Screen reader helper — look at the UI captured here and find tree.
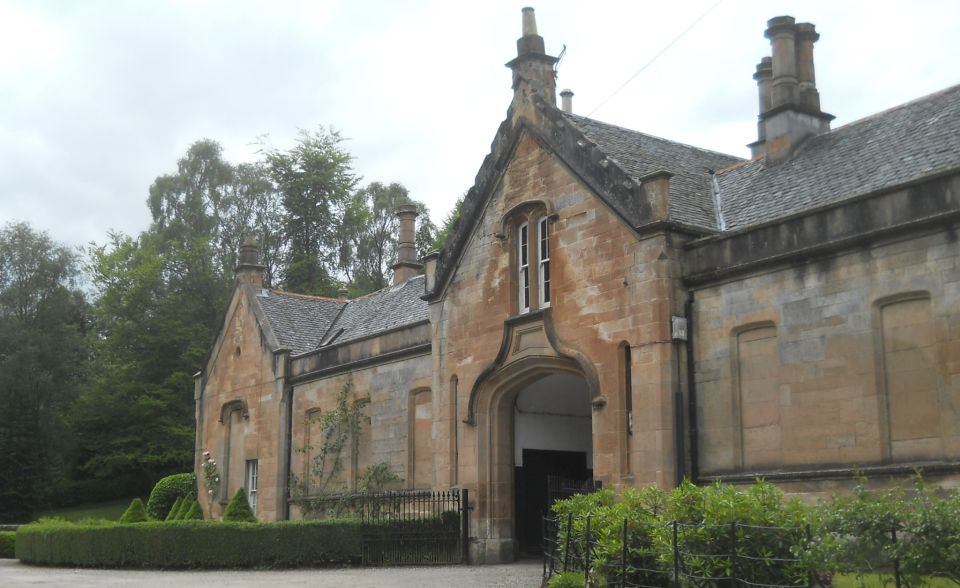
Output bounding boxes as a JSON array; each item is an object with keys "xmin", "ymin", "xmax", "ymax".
[
  {"xmin": 0, "ymin": 222, "xmax": 87, "ymax": 522},
  {"xmin": 431, "ymin": 193, "xmax": 464, "ymax": 251},
  {"xmin": 338, "ymin": 182, "xmax": 438, "ymax": 295},
  {"xmin": 264, "ymin": 128, "xmax": 358, "ymax": 295}
]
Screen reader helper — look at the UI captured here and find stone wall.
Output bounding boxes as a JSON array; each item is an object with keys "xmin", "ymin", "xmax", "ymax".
[
  {"xmin": 289, "ymin": 351, "xmax": 432, "ymax": 501},
  {"xmin": 195, "ymin": 287, "xmax": 287, "ymax": 521},
  {"xmin": 433, "ymin": 130, "xmax": 688, "ymax": 560},
  {"xmin": 692, "ymin": 224, "xmax": 960, "ymax": 487}
]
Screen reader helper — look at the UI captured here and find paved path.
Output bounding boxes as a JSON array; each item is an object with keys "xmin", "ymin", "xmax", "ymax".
[{"xmin": 0, "ymin": 559, "xmax": 544, "ymax": 587}]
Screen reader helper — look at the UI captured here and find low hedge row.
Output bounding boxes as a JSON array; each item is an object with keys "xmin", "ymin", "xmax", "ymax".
[
  {"xmin": 0, "ymin": 531, "xmax": 14, "ymax": 558},
  {"xmin": 16, "ymin": 518, "xmax": 364, "ymax": 568}
]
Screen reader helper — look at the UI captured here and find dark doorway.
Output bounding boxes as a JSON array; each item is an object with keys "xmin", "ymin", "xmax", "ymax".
[{"xmin": 515, "ymin": 448, "xmax": 589, "ymax": 555}]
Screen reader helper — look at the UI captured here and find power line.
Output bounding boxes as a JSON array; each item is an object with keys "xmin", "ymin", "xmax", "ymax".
[{"xmin": 586, "ymin": 0, "xmax": 725, "ymax": 118}]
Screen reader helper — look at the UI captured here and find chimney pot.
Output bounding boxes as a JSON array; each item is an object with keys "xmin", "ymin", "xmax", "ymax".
[
  {"xmin": 337, "ymin": 287, "xmax": 349, "ymax": 303},
  {"xmin": 560, "ymin": 88, "xmax": 574, "ymax": 113},
  {"xmin": 521, "ymin": 7, "xmax": 538, "ymax": 36}
]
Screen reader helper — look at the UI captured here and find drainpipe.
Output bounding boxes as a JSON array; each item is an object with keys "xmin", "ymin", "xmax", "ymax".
[
  {"xmin": 685, "ymin": 293, "xmax": 699, "ymax": 482},
  {"xmin": 674, "ymin": 344, "xmax": 686, "ymax": 487}
]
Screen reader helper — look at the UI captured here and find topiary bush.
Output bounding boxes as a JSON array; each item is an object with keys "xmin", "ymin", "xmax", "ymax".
[
  {"xmin": 185, "ymin": 500, "xmax": 204, "ymax": 520},
  {"xmin": 223, "ymin": 488, "xmax": 256, "ymax": 522},
  {"xmin": 119, "ymin": 498, "xmax": 148, "ymax": 524},
  {"xmin": 175, "ymin": 498, "xmax": 193, "ymax": 521},
  {"xmin": 146, "ymin": 473, "xmax": 196, "ymax": 521},
  {"xmin": 0, "ymin": 531, "xmax": 14, "ymax": 558},
  {"xmin": 165, "ymin": 497, "xmax": 183, "ymax": 522}
]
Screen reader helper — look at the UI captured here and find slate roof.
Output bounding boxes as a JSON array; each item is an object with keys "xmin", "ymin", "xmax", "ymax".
[
  {"xmin": 253, "ymin": 276, "xmax": 429, "ymax": 355},
  {"xmin": 256, "ymin": 290, "xmax": 344, "ymax": 355},
  {"xmin": 322, "ymin": 275, "xmax": 429, "ymax": 346},
  {"xmin": 562, "ymin": 112, "xmax": 744, "ymax": 230},
  {"xmin": 716, "ymin": 84, "xmax": 960, "ymax": 230}
]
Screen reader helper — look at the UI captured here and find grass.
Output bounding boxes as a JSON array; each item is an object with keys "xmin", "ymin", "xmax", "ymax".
[
  {"xmin": 34, "ymin": 497, "xmax": 140, "ymax": 522},
  {"xmin": 834, "ymin": 573, "xmax": 956, "ymax": 588}
]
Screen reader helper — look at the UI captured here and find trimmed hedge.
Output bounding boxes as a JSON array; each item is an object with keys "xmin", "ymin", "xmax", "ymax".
[
  {"xmin": 0, "ymin": 531, "xmax": 14, "ymax": 558},
  {"xmin": 16, "ymin": 518, "xmax": 364, "ymax": 568},
  {"xmin": 146, "ymin": 473, "xmax": 196, "ymax": 521}
]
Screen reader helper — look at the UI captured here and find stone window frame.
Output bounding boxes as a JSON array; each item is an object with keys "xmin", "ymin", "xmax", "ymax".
[
  {"xmin": 302, "ymin": 407, "xmax": 323, "ymax": 494},
  {"xmin": 871, "ymin": 290, "xmax": 936, "ymax": 464},
  {"xmin": 498, "ymin": 201, "xmax": 557, "ymax": 317},
  {"xmin": 218, "ymin": 399, "xmax": 249, "ymax": 503},
  {"xmin": 407, "ymin": 387, "xmax": 433, "ymax": 490},
  {"xmin": 729, "ymin": 321, "xmax": 778, "ymax": 471}
]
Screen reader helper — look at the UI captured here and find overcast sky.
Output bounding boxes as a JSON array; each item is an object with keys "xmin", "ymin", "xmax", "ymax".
[{"xmin": 2, "ymin": 0, "xmax": 959, "ymax": 250}]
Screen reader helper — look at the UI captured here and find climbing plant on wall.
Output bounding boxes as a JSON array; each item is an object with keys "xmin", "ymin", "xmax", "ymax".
[{"xmin": 290, "ymin": 377, "xmax": 373, "ymax": 517}]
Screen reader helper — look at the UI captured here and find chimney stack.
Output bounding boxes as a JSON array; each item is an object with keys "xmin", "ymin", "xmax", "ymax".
[
  {"xmin": 391, "ymin": 204, "xmax": 423, "ymax": 285},
  {"xmin": 750, "ymin": 16, "xmax": 833, "ymax": 161},
  {"xmin": 560, "ymin": 88, "xmax": 574, "ymax": 113},
  {"xmin": 235, "ymin": 236, "xmax": 266, "ymax": 289},
  {"xmin": 506, "ymin": 7, "xmax": 558, "ymax": 109}
]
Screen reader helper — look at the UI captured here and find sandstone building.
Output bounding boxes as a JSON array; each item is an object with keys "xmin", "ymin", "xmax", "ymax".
[{"xmin": 196, "ymin": 9, "xmax": 960, "ymax": 562}]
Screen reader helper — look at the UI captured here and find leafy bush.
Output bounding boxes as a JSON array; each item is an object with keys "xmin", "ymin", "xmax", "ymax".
[
  {"xmin": 810, "ymin": 477, "xmax": 960, "ymax": 586},
  {"xmin": 551, "ymin": 480, "xmax": 810, "ymax": 588},
  {"xmin": 223, "ymin": 488, "xmax": 256, "ymax": 522},
  {"xmin": 175, "ymin": 498, "xmax": 194, "ymax": 520},
  {"xmin": 548, "ymin": 571, "xmax": 585, "ymax": 588},
  {"xmin": 0, "ymin": 531, "xmax": 14, "ymax": 558},
  {"xmin": 146, "ymin": 473, "xmax": 196, "ymax": 521},
  {"xmin": 15, "ymin": 518, "xmax": 364, "ymax": 568},
  {"xmin": 119, "ymin": 498, "xmax": 148, "ymax": 524},
  {"xmin": 185, "ymin": 500, "xmax": 203, "ymax": 520},
  {"xmin": 165, "ymin": 497, "xmax": 183, "ymax": 521}
]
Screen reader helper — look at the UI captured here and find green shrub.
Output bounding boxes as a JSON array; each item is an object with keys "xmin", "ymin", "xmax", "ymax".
[
  {"xmin": 175, "ymin": 498, "xmax": 194, "ymax": 520},
  {"xmin": 810, "ymin": 477, "xmax": 960, "ymax": 586},
  {"xmin": 185, "ymin": 500, "xmax": 203, "ymax": 520},
  {"xmin": 165, "ymin": 497, "xmax": 183, "ymax": 522},
  {"xmin": 0, "ymin": 531, "xmax": 14, "ymax": 558},
  {"xmin": 119, "ymin": 498, "xmax": 148, "ymax": 524},
  {"xmin": 146, "ymin": 473, "xmax": 196, "ymax": 521},
  {"xmin": 551, "ymin": 480, "xmax": 810, "ymax": 588},
  {"xmin": 223, "ymin": 488, "xmax": 256, "ymax": 522},
  {"xmin": 548, "ymin": 571, "xmax": 585, "ymax": 588},
  {"xmin": 15, "ymin": 518, "xmax": 365, "ymax": 568}
]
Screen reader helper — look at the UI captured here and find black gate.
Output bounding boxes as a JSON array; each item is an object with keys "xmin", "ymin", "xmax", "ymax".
[{"xmin": 355, "ymin": 489, "xmax": 469, "ymax": 566}]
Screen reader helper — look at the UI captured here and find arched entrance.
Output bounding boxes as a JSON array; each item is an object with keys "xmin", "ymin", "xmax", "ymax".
[
  {"xmin": 513, "ymin": 372, "xmax": 592, "ymax": 554},
  {"xmin": 471, "ymin": 354, "xmax": 596, "ymax": 563}
]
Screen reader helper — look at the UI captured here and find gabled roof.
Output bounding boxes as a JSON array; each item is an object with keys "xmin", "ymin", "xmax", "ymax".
[
  {"xmin": 426, "ymin": 97, "xmax": 743, "ymax": 300},
  {"xmin": 248, "ymin": 275, "xmax": 429, "ymax": 356},
  {"xmin": 563, "ymin": 113, "xmax": 743, "ymax": 230},
  {"xmin": 716, "ymin": 84, "xmax": 960, "ymax": 230},
  {"xmin": 255, "ymin": 289, "xmax": 344, "ymax": 355},
  {"xmin": 321, "ymin": 275, "xmax": 429, "ymax": 346}
]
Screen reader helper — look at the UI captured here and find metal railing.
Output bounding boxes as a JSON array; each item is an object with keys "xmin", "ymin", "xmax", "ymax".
[
  {"xmin": 544, "ymin": 515, "xmax": 816, "ymax": 588},
  {"xmin": 299, "ymin": 488, "xmax": 469, "ymax": 566}
]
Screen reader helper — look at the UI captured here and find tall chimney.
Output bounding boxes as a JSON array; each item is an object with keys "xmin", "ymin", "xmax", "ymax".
[
  {"xmin": 751, "ymin": 16, "xmax": 833, "ymax": 161},
  {"xmin": 505, "ymin": 7, "xmax": 558, "ymax": 109},
  {"xmin": 795, "ymin": 23, "xmax": 821, "ymax": 111},
  {"xmin": 391, "ymin": 204, "xmax": 423, "ymax": 285},
  {"xmin": 560, "ymin": 88, "xmax": 574, "ymax": 113},
  {"xmin": 748, "ymin": 57, "xmax": 773, "ymax": 157},
  {"xmin": 235, "ymin": 236, "xmax": 266, "ymax": 289}
]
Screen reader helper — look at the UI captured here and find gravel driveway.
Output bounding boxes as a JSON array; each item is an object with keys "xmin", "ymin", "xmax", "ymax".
[{"xmin": 0, "ymin": 559, "xmax": 544, "ymax": 587}]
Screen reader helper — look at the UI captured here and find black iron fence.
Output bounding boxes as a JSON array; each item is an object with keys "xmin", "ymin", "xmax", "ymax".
[
  {"xmin": 298, "ymin": 488, "xmax": 468, "ymax": 566},
  {"xmin": 543, "ymin": 514, "xmax": 817, "ymax": 588}
]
